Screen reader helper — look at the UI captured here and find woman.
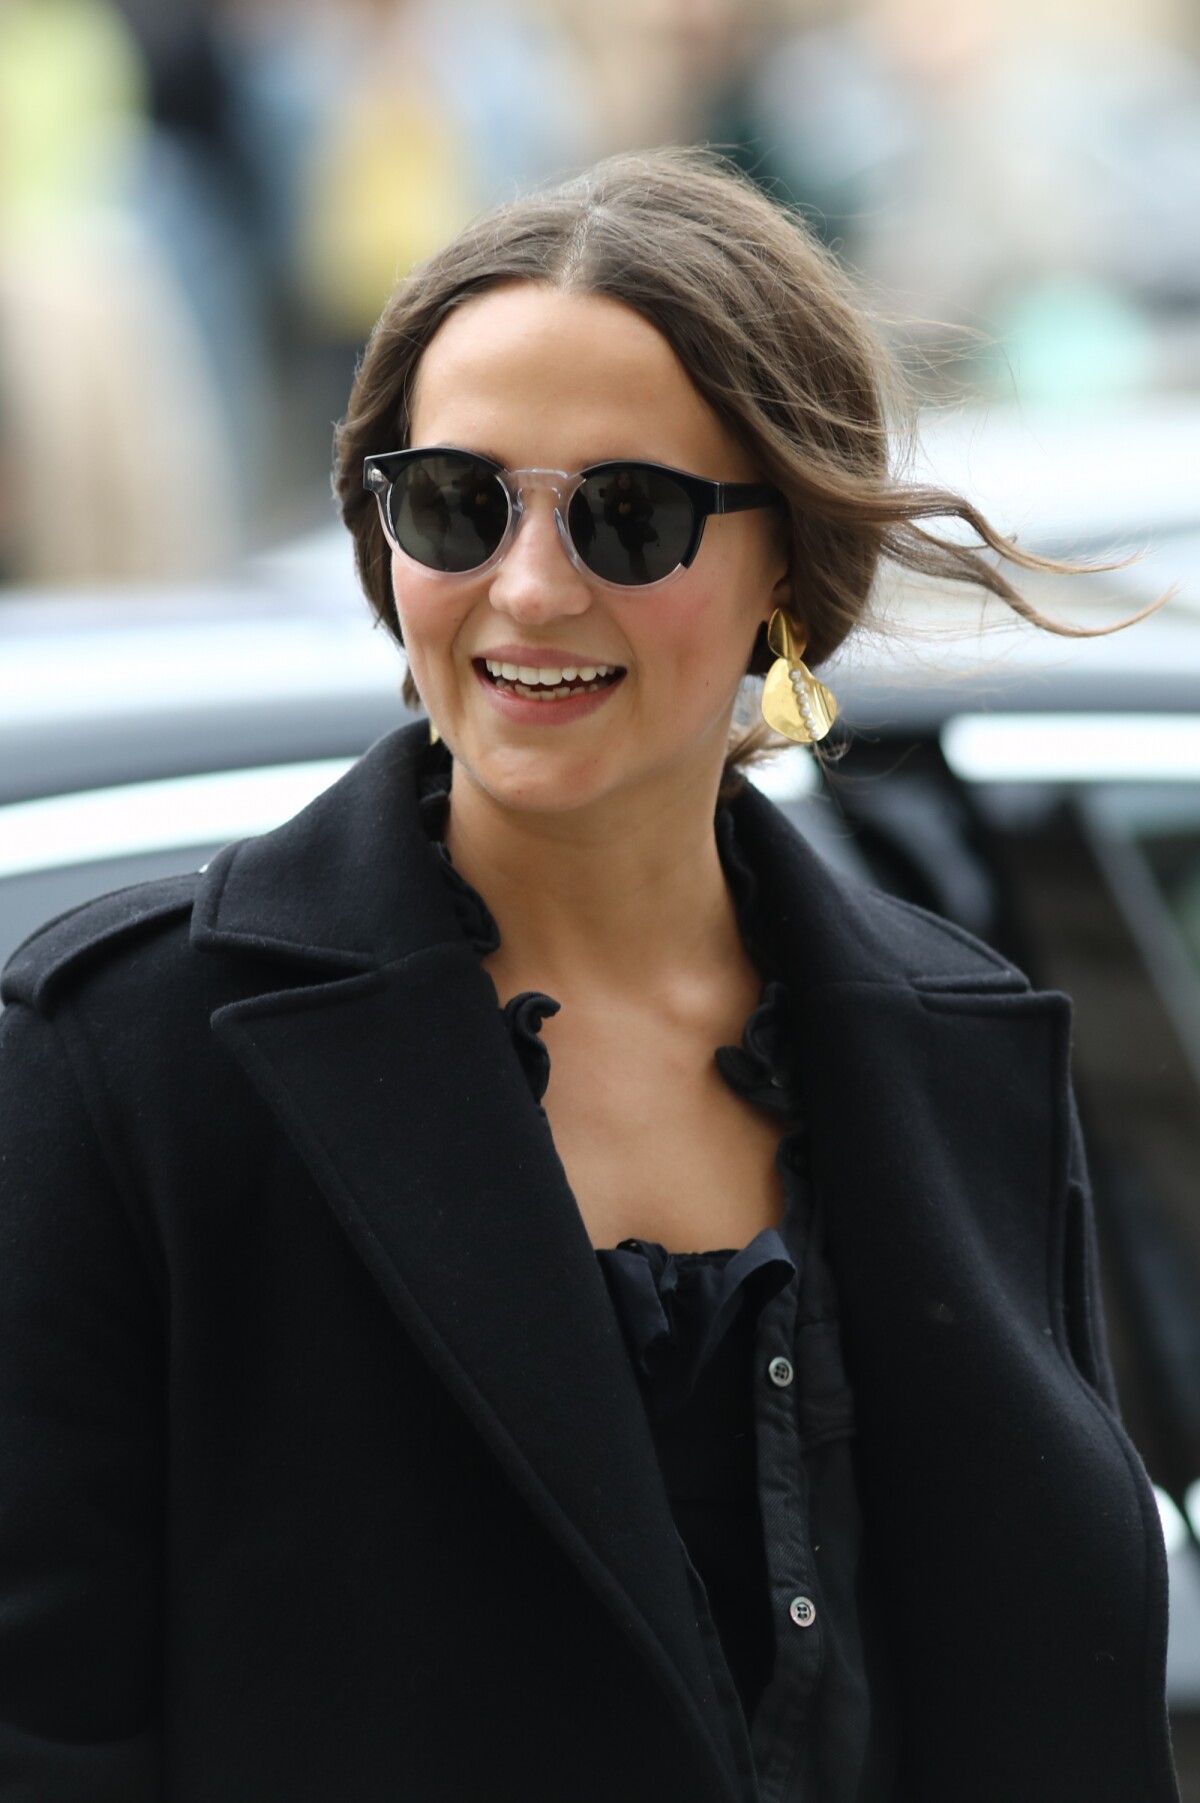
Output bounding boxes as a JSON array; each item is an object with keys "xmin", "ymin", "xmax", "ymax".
[{"xmin": 0, "ymin": 149, "xmax": 1178, "ymax": 1802}]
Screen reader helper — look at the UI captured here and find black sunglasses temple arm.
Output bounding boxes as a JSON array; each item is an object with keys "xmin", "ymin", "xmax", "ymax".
[{"xmin": 711, "ymin": 480, "xmax": 780, "ymax": 515}]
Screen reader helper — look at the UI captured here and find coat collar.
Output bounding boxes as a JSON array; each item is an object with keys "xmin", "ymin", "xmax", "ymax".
[
  {"xmin": 192, "ymin": 723, "xmax": 458, "ymax": 973},
  {"xmin": 192, "ymin": 718, "xmax": 1029, "ymax": 999}
]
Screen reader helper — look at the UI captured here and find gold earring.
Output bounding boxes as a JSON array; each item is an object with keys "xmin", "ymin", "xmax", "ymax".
[
  {"xmin": 428, "ymin": 718, "xmax": 441, "ymax": 746},
  {"xmin": 760, "ymin": 610, "xmax": 838, "ymax": 744}
]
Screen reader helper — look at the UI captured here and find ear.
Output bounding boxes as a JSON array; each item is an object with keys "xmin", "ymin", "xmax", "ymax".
[
  {"xmin": 747, "ymin": 549, "xmax": 795, "ymax": 679},
  {"xmin": 764, "ymin": 562, "xmax": 791, "ymax": 627},
  {"xmin": 761, "ymin": 511, "xmax": 793, "ymax": 627}
]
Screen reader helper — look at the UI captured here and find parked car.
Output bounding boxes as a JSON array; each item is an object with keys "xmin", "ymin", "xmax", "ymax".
[{"xmin": 3, "ymin": 405, "xmax": 1200, "ymax": 1788}]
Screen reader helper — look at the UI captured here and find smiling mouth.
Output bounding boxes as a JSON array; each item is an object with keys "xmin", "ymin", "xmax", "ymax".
[{"xmin": 476, "ymin": 657, "xmax": 626, "ymax": 701}]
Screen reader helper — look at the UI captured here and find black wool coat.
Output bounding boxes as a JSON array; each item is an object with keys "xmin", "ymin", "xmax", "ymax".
[{"xmin": 0, "ymin": 721, "xmax": 1178, "ymax": 1803}]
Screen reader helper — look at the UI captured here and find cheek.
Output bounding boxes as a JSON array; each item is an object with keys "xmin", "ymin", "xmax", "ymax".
[
  {"xmin": 633, "ymin": 568, "xmax": 763, "ymax": 693},
  {"xmin": 390, "ymin": 559, "xmax": 470, "ymax": 667}
]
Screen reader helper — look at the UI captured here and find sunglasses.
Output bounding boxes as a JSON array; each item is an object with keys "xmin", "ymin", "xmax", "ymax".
[{"xmin": 363, "ymin": 446, "xmax": 779, "ymax": 591}]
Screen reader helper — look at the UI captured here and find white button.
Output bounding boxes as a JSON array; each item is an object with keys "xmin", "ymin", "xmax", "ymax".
[
  {"xmin": 768, "ymin": 1356, "xmax": 794, "ymax": 1388},
  {"xmin": 789, "ymin": 1595, "xmax": 817, "ymax": 1629}
]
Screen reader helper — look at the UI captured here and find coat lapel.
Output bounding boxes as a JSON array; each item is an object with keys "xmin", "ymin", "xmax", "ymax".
[{"xmin": 194, "ymin": 726, "xmax": 757, "ymax": 1802}]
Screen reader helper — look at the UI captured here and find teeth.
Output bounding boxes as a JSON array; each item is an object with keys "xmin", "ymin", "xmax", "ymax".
[
  {"xmin": 511, "ymin": 680, "xmax": 607, "ymax": 699},
  {"xmin": 483, "ymin": 657, "xmax": 618, "ymax": 686}
]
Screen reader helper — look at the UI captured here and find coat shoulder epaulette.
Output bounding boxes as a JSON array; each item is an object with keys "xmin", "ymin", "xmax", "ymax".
[{"xmin": 1, "ymin": 872, "xmax": 199, "ymax": 1013}]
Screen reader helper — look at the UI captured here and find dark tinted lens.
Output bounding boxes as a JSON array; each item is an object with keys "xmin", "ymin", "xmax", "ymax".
[
  {"xmin": 389, "ymin": 453, "xmax": 509, "ymax": 573},
  {"xmin": 568, "ymin": 465, "xmax": 695, "ymax": 586}
]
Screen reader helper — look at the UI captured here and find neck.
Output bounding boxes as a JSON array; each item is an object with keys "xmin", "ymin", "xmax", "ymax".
[{"xmin": 442, "ymin": 758, "xmax": 745, "ymax": 1000}]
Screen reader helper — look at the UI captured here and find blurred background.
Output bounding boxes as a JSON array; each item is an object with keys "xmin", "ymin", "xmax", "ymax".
[
  {"xmin": 3, "ymin": 0, "xmax": 1200, "ymax": 1790},
  {"xmin": 3, "ymin": 0, "xmax": 1200, "ymax": 579}
]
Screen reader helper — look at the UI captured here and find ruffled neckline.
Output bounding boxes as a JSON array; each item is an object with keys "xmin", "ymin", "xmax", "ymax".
[
  {"xmin": 416, "ymin": 751, "xmax": 803, "ymax": 1117},
  {"xmin": 417, "ymin": 776, "xmax": 500, "ymax": 958}
]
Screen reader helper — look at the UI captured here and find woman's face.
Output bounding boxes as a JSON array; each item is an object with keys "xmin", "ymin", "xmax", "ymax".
[{"xmin": 396, "ymin": 281, "xmax": 789, "ymax": 820}]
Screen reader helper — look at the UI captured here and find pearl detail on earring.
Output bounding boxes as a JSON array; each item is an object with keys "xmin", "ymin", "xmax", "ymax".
[{"xmin": 790, "ymin": 671, "xmax": 819, "ymax": 739}]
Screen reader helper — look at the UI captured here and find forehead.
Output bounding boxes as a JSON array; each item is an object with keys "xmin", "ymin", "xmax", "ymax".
[{"xmin": 408, "ymin": 282, "xmax": 752, "ymax": 477}]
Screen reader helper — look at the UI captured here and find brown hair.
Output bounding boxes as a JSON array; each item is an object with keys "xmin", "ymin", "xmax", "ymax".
[{"xmin": 333, "ymin": 145, "xmax": 1161, "ymax": 772}]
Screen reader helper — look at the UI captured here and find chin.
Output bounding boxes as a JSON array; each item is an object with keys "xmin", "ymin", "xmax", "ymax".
[
  {"xmin": 459, "ymin": 741, "xmax": 626, "ymax": 817},
  {"xmin": 458, "ymin": 726, "xmax": 728, "ymax": 827}
]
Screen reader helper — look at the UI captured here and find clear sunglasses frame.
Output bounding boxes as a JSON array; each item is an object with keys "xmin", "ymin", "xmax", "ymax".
[{"xmin": 363, "ymin": 446, "xmax": 780, "ymax": 593}]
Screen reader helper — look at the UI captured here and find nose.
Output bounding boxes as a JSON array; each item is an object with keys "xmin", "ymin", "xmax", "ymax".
[{"xmin": 486, "ymin": 486, "xmax": 593, "ymax": 625}]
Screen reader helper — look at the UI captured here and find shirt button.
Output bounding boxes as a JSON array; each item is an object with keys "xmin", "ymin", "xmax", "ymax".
[
  {"xmin": 768, "ymin": 1356, "xmax": 794, "ymax": 1388},
  {"xmin": 789, "ymin": 1595, "xmax": 817, "ymax": 1629}
]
